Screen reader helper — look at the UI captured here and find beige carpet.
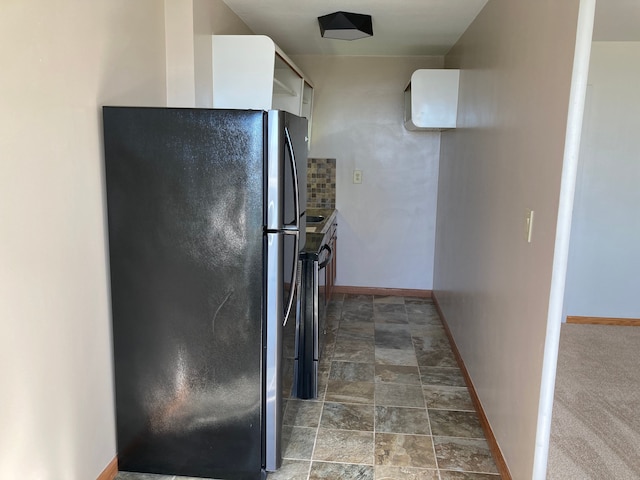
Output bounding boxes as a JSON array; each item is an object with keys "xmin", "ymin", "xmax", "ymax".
[{"xmin": 548, "ymin": 324, "xmax": 640, "ymax": 479}]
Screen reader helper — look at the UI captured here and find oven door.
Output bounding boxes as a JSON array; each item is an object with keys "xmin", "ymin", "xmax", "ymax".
[
  {"xmin": 294, "ymin": 244, "xmax": 333, "ymax": 399},
  {"xmin": 316, "ymin": 243, "xmax": 333, "ymax": 338}
]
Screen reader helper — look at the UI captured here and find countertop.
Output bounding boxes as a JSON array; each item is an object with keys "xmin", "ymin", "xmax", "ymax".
[{"xmin": 303, "ymin": 208, "xmax": 337, "ymax": 255}]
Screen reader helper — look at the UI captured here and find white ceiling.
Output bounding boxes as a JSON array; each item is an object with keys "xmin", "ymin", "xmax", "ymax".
[
  {"xmin": 221, "ymin": 0, "xmax": 489, "ymax": 56},
  {"xmin": 221, "ymin": 0, "xmax": 640, "ymax": 57}
]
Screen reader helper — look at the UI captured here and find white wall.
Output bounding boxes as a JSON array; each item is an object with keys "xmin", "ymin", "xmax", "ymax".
[
  {"xmin": 165, "ymin": 0, "xmax": 253, "ymax": 108},
  {"xmin": 564, "ymin": 42, "xmax": 640, "ymax": 319},
  {"xmin": 193, "ymin": 0, "xmax": 254, "ymax": 107},
  {"xmin": 292, "ymin": 55, "xmax": 443, "ymax": 290},
  {"xmin": 0, "ymin": 1, "xmax": 167, "ymax": 479},
  {"xmin": 434, "ymin": 1, "xmax": 581, "ymax": 478}
]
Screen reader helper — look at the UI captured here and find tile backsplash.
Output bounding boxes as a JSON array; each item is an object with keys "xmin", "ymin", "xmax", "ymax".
[{"xmin": 307, "ymin": 158, "xmax": 336, "ymax": 209}]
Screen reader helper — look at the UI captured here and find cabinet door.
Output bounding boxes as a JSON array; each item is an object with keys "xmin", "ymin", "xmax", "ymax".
[
  {"xmin": 326, "ymin": 223, "xmax": 337, "ymax": 304},
  {"xmin": 326, "ymin": 255, "xmax": 333, "ymax": 305}
]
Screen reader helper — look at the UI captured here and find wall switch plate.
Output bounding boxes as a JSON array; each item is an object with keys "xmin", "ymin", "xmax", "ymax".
[
  {"xmin": 526, "ymin": 209, "xmax": 535, "ymax": 243},
  {"xmin": 353, "ymin": 169, "xmax": 362, "ymax": 184}
]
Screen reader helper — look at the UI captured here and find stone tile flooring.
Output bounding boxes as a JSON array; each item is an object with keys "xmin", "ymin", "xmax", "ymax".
[
  {"xmin": 115, "ymin": 295, "xmax": 500, "ymax": 480},
  {"xmin": 272, "ymin": 294, "xmax": 500, "ymax": 480}
]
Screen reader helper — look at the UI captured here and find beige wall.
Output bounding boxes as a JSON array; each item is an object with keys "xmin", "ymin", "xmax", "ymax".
[
  {"xmin": 0, "ymin": 1, "xmax": 167, "ymax": 478},
  {"xmin": 165, "ymin": 0, "xmax": 197, "ymax": 106},
  {"xmin": 434, "ymin": 0, "xmax": 581, "ymax": 478},
  {"xmin": 292, "ymin": 55, "xmax": 443, "ymax": 289}
]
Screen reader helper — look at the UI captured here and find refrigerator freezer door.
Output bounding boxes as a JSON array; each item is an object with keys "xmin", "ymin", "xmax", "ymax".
[{"xmin": 104, "ymin": 107, "xmax": 266, "ymax": 480}]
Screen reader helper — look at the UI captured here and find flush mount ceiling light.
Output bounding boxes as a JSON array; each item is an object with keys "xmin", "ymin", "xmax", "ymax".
[{"xmin": 317, "ymin": 11, "xmax": 373, "ymax": 40}]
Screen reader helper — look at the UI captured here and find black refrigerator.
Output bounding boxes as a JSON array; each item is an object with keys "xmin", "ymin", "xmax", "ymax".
[{"xmin": 103, "ymin": 107, "xmax": 307, "ymax": 480}]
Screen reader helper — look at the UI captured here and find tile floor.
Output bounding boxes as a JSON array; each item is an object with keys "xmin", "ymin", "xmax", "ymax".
[
  {"xmin": 116, "ymin": 295, "xmax": 500, "ymax": 480},
  {"xmin": 272, "ymin": 294, "xmax": 500, "ymax": 480}
]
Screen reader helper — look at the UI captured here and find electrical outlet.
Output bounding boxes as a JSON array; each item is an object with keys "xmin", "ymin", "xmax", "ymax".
[
  {"xmin": 353, "ymin": 169, "xmax": 362, "ymax": 184},
  {"xmin": 526, "ymin": 209, "xmax": 535, "ymax": 243}
]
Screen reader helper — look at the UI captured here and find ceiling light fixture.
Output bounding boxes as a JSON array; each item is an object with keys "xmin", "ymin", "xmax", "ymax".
[{"xmin": 317, "ymin": 11, "xmax": 373, "ymax": 41}]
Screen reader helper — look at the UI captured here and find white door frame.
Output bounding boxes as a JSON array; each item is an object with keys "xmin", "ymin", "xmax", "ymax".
[{"xmin": 532, "ymin": 0, "xmax": 596, "ymax": 478}]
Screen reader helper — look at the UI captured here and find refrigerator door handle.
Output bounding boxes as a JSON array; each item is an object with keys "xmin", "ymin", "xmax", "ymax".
[
  {"xmin": 282, "ymin": 125, "xmax": 301, "ymax": 327},
  {"xmin": 284, "ymin": 126, "xmax": 300, "ymax": 230},
  {"xmin": 283, "ymin": 229, "xmax": 299, "ymax": 327}
]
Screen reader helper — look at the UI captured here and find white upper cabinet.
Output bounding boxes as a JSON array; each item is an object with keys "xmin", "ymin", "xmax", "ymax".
[
  {"xmin": 212, "ymin": 35, "xmax": 314, "ymax": 122},
  {"xmin": 404, "ymin": 69, "xmax": 459, "ymax": 131}
]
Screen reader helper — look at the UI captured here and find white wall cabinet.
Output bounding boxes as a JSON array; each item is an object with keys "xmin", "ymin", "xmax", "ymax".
[
  {"xmin": 212, "ymin": 35, "xmax": 314, "ymax": 129},
  {"xmin": 404, "ymin": 69, "xmax": 459, "ymax": 131}
]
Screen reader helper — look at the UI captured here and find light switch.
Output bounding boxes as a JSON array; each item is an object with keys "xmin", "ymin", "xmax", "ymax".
[
  {"xmin": 353, "ymin": 169, "xmax": 362, "ymax": 184},
  {"xmin": 526, "ymin": 209, "xmax": 535, "ymax": 243}
]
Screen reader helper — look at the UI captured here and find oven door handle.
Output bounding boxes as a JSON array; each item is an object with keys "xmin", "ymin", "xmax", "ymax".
[{"xmin": 318, "ymin": 243, "xmax": 333, "ymax": 269}]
